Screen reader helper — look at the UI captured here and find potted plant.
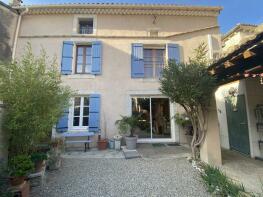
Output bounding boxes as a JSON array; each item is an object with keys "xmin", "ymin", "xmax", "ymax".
[
  {"xmin": 8, "ymin": 155, "xmax": 34, "ymax": 186},
  {"xmin": 47, "ymin": 149, "xmax": 61, "ymax": 170},
  {"xmin": 175, "ymin": 113, "xmax": 193, "ymax": 145},
  {"xmin": 30, "ymin": 152, "xmax": 47, "ymax": 173},
  {"xmin": 113, "ymin": 135, "xmax": 122, "ymax": 150},
  {"xmin": 115, "ymin": 115, "xmax": 140, "ymax": 150},
  {"xmin": 97, "ymin": 134, "xmax": 108, "ymax": 150}
]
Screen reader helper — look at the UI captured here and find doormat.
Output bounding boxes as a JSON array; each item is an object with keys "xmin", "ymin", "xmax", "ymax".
[
  {"xmin": 166, "ymin": 143, "xmax": 180, "ymax": 146},
  {"xmin": 152, "ymin": 143, "xmax": 166, "ymax": 147},
  {"xmin": 123, "ymin": 150, "xmax": 141, "ymax": 159}
]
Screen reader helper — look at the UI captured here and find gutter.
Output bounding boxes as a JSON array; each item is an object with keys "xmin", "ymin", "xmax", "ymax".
[{"xmin": 12, "ymin": 7, "xmax": 29, "ymax": 61}]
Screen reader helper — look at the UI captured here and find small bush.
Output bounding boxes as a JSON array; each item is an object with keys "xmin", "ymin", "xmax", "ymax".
[
  {"xmin": 201, "ymin": 164, "xmax": 253, "ymax": 197},
  {"xmin": 31, "ymin": 152, "xmax": 47, "ymax": 163},
  {"xmin": 9, "ymin": 155, "xmax": 34, "ymax": 177}
]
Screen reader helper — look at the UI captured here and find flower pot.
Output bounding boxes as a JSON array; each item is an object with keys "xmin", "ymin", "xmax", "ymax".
[
  {"xmin": 35, "ymin": 160, "xmax": 46, "ymax": 173},
  {"xmin": 109, "ymin": 139, "xmax": 115, "ymax": 149},
  {"xmin": 98, "ymin": 139, "xmax": 108, "ymax": 150},
  {"xmin": 125, "ymin": 136, "xmax": 137, "ymax": 150},
  {"xmin": 10, "ymin": 176, "xmax": 25, "ymax": 186},
  {"xmin": 114, "ymin": 139, "xmax": 121, "ymax": 150}
]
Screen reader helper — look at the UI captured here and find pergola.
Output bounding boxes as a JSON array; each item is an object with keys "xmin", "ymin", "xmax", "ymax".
[{"xmin": 208, "ymin": 30, "xmax": 263, "ymax": 85}]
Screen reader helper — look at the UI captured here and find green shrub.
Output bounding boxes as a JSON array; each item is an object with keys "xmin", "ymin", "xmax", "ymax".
[
  {"xmin": 0, "ymin": 44, "xmax": 72, "ymax": 157},
  {"xmin": 9, "ymin": 155, "xmax": 34, "ymax": 177},
  {"xmin": 31, "ymin": 152, "xmax": 47, "ymax": 163},
  {"xmin": 201, "ymin": 164, "xmax": 252, "ymax": 196}
]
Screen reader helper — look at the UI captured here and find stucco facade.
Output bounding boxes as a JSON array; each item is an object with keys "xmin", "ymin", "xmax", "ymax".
[{"xmin": 14, "ymin": 4, "xmax": 221, "ymax": 143}]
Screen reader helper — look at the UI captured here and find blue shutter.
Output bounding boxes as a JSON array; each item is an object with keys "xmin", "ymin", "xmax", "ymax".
[
  {"xmin": 56, "ymin": 108, "xmax": 69, "ymax": 133},
  {"xmin": 131, "ymin": 43, "xmax": 144, "ymax": 78},
  {"xmin": 61, "ymin": 41, "xmax": 73, "ymax": 75},
  {"xmin": 91, "ymin": 41, "xmax": 102, "ymax": 75},
  {"xmin": 167, "ymin": 43, "xmax": 180, "ymax": 63},
  {"xmin": 89, "ymin": 94, "xmax": 101, "ymax": 132}
]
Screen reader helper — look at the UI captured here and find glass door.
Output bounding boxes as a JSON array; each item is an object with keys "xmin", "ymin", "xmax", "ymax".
[{"xmin": 131, "ymin": 97, "xmax": 171, "ymax": 139}]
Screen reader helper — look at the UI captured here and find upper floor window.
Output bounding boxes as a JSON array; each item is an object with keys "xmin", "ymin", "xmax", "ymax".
[
  {"xmin": 76, "ymin": 45, "xmax": 92, "ymax": 74},
  {"xmin": 79, "ymin": 18, "xmax": 93, "ymax": 34},
  {"xmin": 143, "ymin": 48, "xmax": 165, "ymax": 78}
]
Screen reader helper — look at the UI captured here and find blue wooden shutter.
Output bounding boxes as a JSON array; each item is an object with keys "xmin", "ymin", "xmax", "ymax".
[
  {"xmin": 167, "ymin": 43, "xmax": 180, "ymax": 63},
  {"xmin": 89, "ymin": 94, "xmax": 101, "ymax": 132},
  {"xmin": 61, "ymin": 41, "xmax": 73, "ymax": 75},
  {"xmin": 56, "ymin": 108, "xmax": 69, "ymax": 133},
  {"xmin": 131, "ymin": 43, "xmax": 144, "ymax": 78},
  {"xmin": 91, "ymin": 41, "xmax": 102, "ymax": 75}
]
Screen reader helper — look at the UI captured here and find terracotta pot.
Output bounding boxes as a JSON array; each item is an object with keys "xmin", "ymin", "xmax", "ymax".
[
  {"xmin": 10, "ymin": 176, "xmax": 25, "ymax": 186},
  {"xmin": 35, "ymin": 160, "xmax": 46, "ymax": 172},
  {"xmin": 97, "ymin": 139, "xmax": 108, "ymax": 150}
]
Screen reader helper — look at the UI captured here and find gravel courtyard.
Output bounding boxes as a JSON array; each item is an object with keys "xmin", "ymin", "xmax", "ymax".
[{"xmin": 31, "ymin": 156, "xmax": 210, "ymax": 197}]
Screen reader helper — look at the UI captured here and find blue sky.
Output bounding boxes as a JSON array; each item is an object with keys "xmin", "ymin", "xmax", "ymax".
[{"xmin": 3, "ymin": 0, "xmax": 262, "ymax": 33}]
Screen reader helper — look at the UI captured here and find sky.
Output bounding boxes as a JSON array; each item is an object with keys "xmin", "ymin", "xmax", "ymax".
[{"xmin": 2, "ymin": 0, "xmax": 263, "ymax": 33}]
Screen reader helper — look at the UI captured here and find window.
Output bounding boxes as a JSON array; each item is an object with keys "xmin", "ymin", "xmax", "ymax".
[
  {"xmin": 73, "ymin": 96, "xmax": 89, "ymax": 128},
  {"xmin": 132, "ymin": 97, "xmax": 171, "ymax": 139},
  {"xmin": 76, "ymin": 45, "xmax": 92, "ymax": 74},
  {"xmin": 79, "ymin": 18, "xmax": 93, "ymax": 34},
  {"xmin": 143, "ymin": 48, "xmax": 165, "ymax": 78}
]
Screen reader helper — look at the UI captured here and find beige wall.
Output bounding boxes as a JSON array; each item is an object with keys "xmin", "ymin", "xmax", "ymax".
[
  {"xmin": 215, "ymin": 79, "xmax": 263, "ymax": 158},
  {"xmin": 15, "ymin": 13, "xmax": 220, "ymax": 141}
]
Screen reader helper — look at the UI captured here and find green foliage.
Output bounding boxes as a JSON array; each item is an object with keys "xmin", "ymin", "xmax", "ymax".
[
  {"xmin": 201, "ymin": 164, "xmax": 253, "ymax": 197},
  {"xmin": 160, "ymin": 61, "xmax": 215, "ymax": 109},
  {"xmin": 174, "ymin": 113, "xmax": 191, "ymax": 127},
  {"xmin": 30, "ymin": 152, "xmax": 47, "ymax": 163},
  {"xmin": 0, "ymin": 164, "xmax": 12, "ymax": 197},
  {"xmin": 189, "ymin": 42, "xmax": 208, "ymax": 66},
  {"xmin": 8, "ymin": 155, "xmax": 34, "ymax": 177},
  {"xmin": 115, "ymin": 115, "xmax": 140, "ymax": 137},
  {"xmin": 0, "ymin": 44, "xmax": 72, "ymax": 157}
]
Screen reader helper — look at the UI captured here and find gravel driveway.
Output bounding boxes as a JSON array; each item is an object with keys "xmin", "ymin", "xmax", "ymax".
[{"xmin": 31, "ymin": 157, "xmax": 209, "ymax": 197}]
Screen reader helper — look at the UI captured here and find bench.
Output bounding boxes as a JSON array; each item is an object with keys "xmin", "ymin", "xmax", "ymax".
[{"xmin": 62, "ymin": 131, "xmax": 95, "ymax": 152}]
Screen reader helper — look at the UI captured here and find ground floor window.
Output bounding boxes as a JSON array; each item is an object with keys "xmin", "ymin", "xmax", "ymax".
[
  {"xmin": 131, "ymin": 97, "xmax": 171, "ymax": 139},
  {"xmin": 73, "ymin": 96, "xmax": 89, "ymax": 128}
]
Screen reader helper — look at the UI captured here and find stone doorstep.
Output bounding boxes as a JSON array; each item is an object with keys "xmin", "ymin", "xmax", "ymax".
[{"xmin": 122, "ymin": 146, "xmax": 141, "ymax": 159}]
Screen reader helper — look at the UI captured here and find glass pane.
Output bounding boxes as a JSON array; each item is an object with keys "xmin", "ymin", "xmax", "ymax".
[
  {"xmin": 77, "ymin": 47, "xmax": 83, "ymax": 55},
  {"xmin": 84, "ymin": 97, "xmax": 89, "ymax": 106},
  {"xmin": 83, "ymin": 117, "xmax": 89, "ymax": 126},
  {"xmin": 83, "ymin": 107, "xmax": 89, "ymax": 116},
  {"xmin": 86, "ymin": 47, "xmax": 92, "ymax": 55},
  {"xmin": 74, "ymin": 107, "xmax": 80, "ymax": 116},
  {"xmin": 132, "ymin": 97, "xmax": 151, "ymax": 138},
  {"xmin": 144, "ymin": 66, "xmax": 153, "ymax": 78},
  {"xmin": 77, "ymin": 64, "xmax": 82, "ymax": 73},
  {"xmin": 73, "ymin": 117, "xmax": 80, "ymax": 126},
  {"xmin": 86, "ymin": 56, "xmax": 92, "ymax": 64},
  {"xmin": 77, "ymin": 56, "xmax": 83, "ymax": 64},
  {"xmin": 85, "ymin": 65, "xmax": 91, "ymax": 73},
  {"xmin": 74, "ymin": 97, "xmax": 81, "ymax": 106},
  {"xmin": 151, "ymin": 98, "xmax": 171, "ymax": 138}
]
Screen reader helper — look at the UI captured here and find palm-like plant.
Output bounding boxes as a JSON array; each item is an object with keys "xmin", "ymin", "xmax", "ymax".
[{"xmin": 115, "ymin": 115, "xmax": 140, "ymax": 137}]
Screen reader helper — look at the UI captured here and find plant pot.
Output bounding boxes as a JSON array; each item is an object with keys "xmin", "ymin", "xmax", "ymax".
[
  {"xmin": 125, "ymin": 136, "xmax": 137, "ymax": 150},
  {"xmin": 10, "ymin": 176, "xmax": 25, "ymax": 186},
  {"xmin": 35, "ymin": 160, "xmax": 46, "ymax": 173},
  {"xmin": 97, "ymin": 139, "xmax": 108, "ymax": 150},
  {"xmin": 109, "ymin": 139, "xmax": 115, "ymax": 149},
  {"xmin": 114, "ymin": 139, "xmax": 121, "ymax": 150}
]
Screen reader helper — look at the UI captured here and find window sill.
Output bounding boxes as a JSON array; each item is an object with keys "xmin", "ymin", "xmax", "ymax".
[
  {"xmin": 133, "ymin": 78, "xmax": 161, "ymax": 82},
  {"xmin": 64, "ymin": 74, "xmax": 95, "ymax": 79}
]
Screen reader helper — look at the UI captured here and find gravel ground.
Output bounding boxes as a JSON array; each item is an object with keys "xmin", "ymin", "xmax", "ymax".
[{"xmin": 31, "ymin": 157, "xmax": 210, "ymax": 197}]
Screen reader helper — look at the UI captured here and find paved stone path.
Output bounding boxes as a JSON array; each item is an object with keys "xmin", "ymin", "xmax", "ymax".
[{"xmin": 31, "ymin": 149, "xmax": 209, "ymax": 197}]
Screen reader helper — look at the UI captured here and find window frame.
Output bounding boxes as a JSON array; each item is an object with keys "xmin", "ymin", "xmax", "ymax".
[
  {"xmin": 75, "ymin": 45, "xmax": 92, "ymax": 74},
  {"xmin": 71, "ymin": 96, "xmax": 90, "ymax": 130},
  {"xmin": 143, "ymin": 46, "xmax": 166, "ymax": 79},
  {"xmin": 73, "ymin": 15, "xmax": 97, "ymax": 35}
]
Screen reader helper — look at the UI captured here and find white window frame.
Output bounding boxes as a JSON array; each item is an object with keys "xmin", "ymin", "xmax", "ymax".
[
  {"xmin": 70, "ymin": 96, "xmax": 89, "ymax": 131},
  {"xmin": 73, "ymin": 15, "xmax": 97, "ymax": 35}
]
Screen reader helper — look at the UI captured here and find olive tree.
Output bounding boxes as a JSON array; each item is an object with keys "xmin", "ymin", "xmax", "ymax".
[
  {"xmin": 160, "ymin": 43, "xmax": 216, "ymax": 159},
  {"xmin": 0, "ymin": 44, "xmax": 72, "ymax": 157}
]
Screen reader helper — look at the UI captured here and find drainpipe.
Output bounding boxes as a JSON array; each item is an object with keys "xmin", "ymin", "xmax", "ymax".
[{"xmin": 12, "ymin": 7, "xmax": 29, "ymax": 61}]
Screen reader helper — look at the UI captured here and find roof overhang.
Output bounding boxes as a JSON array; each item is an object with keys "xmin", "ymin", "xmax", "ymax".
[
  {"xmin": 13, "ymin": 3, "xmax": 222, "ymax": 16},
  {"xmin": 208, "ymin": 31, "xmax": 263, "ymax": 85}
]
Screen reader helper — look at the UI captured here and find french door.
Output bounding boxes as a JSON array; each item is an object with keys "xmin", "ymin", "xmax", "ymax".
[{"xmin": 131, "ymin": 97, "xmax": 171, "ymax": 139}]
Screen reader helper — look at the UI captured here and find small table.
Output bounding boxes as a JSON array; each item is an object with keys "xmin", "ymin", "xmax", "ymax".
[{"xmin": 63, "ymin": 131, "xmax": 95, "ymax": 152}]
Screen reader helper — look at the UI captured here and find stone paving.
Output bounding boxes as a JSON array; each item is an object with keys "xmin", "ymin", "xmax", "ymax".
[{"xmin": 31, "ymin": 145, "xmax": 208, "ymax": 197}]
